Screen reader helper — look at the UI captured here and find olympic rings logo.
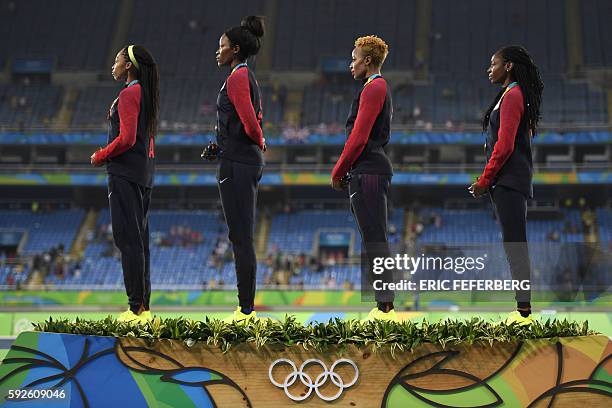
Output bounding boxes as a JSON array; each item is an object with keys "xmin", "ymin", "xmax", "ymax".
[{"xmin": 268, "ymin": 358, "xmax": 359, "ymax": 402}]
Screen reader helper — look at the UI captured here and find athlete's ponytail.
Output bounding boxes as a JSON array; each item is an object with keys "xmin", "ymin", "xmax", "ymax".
[{"xmin": 121, "ymin": 44, "xmax": 160, "ymax": 138}]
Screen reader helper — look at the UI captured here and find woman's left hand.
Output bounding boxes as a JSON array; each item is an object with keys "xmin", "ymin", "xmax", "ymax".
[
  {"xmin": 90, "ymin": 150, "xmax": 104, "ymax": 167},
  {"xmin": 331, "ymin": 178, "xmax": 345, "ymax": 191},
  {"xmin": 468, "ymin": 181, "xmax": 488, "ymax": 198}
]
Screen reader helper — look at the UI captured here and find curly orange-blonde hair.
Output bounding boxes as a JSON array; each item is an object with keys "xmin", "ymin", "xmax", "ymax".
[{"xmin": 354, "ymin": 35, "xmax": 389, "ymax": 68}]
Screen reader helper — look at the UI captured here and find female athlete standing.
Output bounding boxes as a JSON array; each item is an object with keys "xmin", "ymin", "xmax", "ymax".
[
  {"xmin": 469, "ymin": 45, "xmax": 543, "ymax": 325},
  {"xmin": 331, "ymin": 35, "xmax": 396, "ymax": 321},
  {"xmin": 91, "ymin": 45, "xmax": 159, "ymax": 324},
  {"xmin": 212, "ymin": 16, "xmax": 266, "ymax": 322}
]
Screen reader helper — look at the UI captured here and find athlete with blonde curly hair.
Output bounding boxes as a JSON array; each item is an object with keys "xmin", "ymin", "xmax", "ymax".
[{"xmin": 331, "ymin": 35, "xmax": 397, "ymax": 321}]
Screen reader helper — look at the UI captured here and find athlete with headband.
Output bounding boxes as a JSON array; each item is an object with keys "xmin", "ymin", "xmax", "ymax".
[{"xmin": 91, "ymin": 45, "xmax": 160, "ymax": 324}]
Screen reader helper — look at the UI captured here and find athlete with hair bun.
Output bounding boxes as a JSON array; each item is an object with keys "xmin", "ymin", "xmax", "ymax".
[{"xmin": 213, "ymin": 16, "xmax": 266, "ymax": 323}]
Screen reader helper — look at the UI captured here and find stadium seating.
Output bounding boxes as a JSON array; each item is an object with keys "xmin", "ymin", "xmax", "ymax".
[
  {"xmin": 126, "ymin": 0, "xmax": 266, "ymax": 77},
  {"xmin": 430, "ymin": 0, "xmax": 566, "ymax": 75},
  {"xmin": 580, "ymin": 0, "xmax": 612, "ymax": 67},
  {"xmin": 596, "ymin": 207, "xmax": 611, "ymax": 245},
  {"xmin": 46, "ymin": 210, "xmax": 228, "ymax": 286},
  {"xmin": 0, "ymin": 209, "xmax": 84, "ymax": 254},
  {"xmin": 273, "ymin": 0, "xmax": 416, "ymax": 70},
  {"xmin": 0, "ymin": 0, "xmax": 610, "ymax": 129},
  {"xmin": 71, "ymin": 86, "xmax": 121, "ymax": 128},
  {"xmin": 0, "ymin": 264, "xmax": 29, "ymax": 286},
  {"xmin": 0, "ymin": 84, "xmax": 63, "ymax": 128},
  {"xmin": 0, "ymin": 0, "xmax": 120, "ymax": 70},
  {"xmin": 40, "ymin": 208, "xmax": 403, "ymax": 288},
  {"xmin": 415, "ymin": 208, "xmax": 590, "ymax": 287},
  {"xmin": 302, "ymin": 80, "xmax": 360, "ymax": 126},
  {"xmin": 267, "ymin": 209, "xmax": 404, "ymax": 254},
  {"xmin": 0, "ymin": 205, "xmax": 607, "ymax": 290}
]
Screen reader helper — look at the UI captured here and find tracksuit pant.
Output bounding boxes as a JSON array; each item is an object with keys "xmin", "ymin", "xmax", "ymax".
[
  {"xmin": 108, "ymin": 174, "xmax": 152, "ymax": 312},
  {"xmin": 491, "ymin": 185, "xmax": 532, "ymax": 305},
  {"xmin": 217, "ymin": 158, "xmax": 263, "ymax": 310},
  {"xmin": 349, "ymin": 173, "xmax": 395, "ymax": 303}
]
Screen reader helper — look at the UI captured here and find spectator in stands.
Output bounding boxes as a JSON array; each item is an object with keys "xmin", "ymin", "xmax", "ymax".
[
  {"xmin": 188, "ymin": 19, "xmax": 199, "ymax": 31},
  {"xmin": 73, "ymin": 261, "xmax": 82, "ymax": 279},
  {"xmin": 32, "ymin": 253, "xmax": 41, "ymax": 274},
  {"xmin": 547, "ymin": 230, "xmax": 560, "ymax": 242},
  {"xmin": 389, "ymin": 224, "xmax": 399, "ymax": 245},
  {"xmin": 213, "ymin": 16, "xmax": 267, "ymax": 323},
  {"xmin": 90, "ymin": 45, "xmax": 160, "ymax": 324},
  {"xmin": 582, "ymin": 209, "xmax": 596, "ymax": 234},
  {"xmin": 297, "ymin": 252, "xmax": 307, "ymax": 267},
  {"xmin": 95, "ymin": 223, "xmax": 105, "ymax": 241},
  {"xmin": 429, "ymin": 212, "xmax": 442, "ymax": 228},
  {"xmin": 563, "ymin": 221, "xmax": 578, "ymax": 234},
  {"xmin": 331, "ymin": 35, "xmax": 397, "ymax": 322},
  {"xmin": 191, "ymin": 230, "xmax": 203, "ymax": 245},
  {"xmin": 469, "ymin": 45, "xmax": 543, "ymax": 326},
  {"xmin": 412, "ymin": 222, "xmax": 424, "ymax": 236},
  {"xmin": 42, "ymin": 252, "xmax": 51, "ymax": 275},
  {"xmin": 54, "ymin": 256, "xmax": 65, "ymax": 279},
  {"xmin": 17, "ymin": 96, "xmax": 27, "ymax": 109},
  {"xmin": 281, "ymin": 124, "xmax": 310, "ymax": 143}
]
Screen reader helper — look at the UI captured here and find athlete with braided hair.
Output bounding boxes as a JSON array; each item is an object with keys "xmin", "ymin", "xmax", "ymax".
[
  {"xmin": 469, "ymin": 45, "xmax": 544, "ymax": 325},
  {"xmin": 91, "ymin": 45, "xmax": 160, "ymax": 324}
]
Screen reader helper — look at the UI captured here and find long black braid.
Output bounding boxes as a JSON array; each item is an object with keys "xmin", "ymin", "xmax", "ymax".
[
  {"xmin": 121, "ymin": 45, "xmax": 160, "ymax": 139},
  {"xmin": 482, "ymin": 45, "xmax": 544, "ymax": 136}
]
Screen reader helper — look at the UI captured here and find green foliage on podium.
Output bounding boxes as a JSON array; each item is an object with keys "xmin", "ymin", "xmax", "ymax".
[{"xmin": 34, "ymin": 316, "xmax": 596, "ymax": 353}]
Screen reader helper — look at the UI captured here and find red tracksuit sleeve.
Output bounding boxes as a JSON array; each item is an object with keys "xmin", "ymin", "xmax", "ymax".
[
  {"xmin": 331, "ymin": 80, "xmax": 386, "ymax": 180},
  {"xmin": 94, "ymin": 85, "xmax": 141, "ymax": 162},
  {"xmin": 227, "ymin": 69, "xmax": 264, "ymax": 148},
  {"xmin": 477, "ymin": 87, "xmax": 524, "ymax": 188}
]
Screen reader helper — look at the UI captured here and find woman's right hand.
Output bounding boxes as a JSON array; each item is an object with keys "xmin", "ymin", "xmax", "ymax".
[
  {"xmin": 90, "ymin": 148, "xmax": 104, "ymax": 167},
  {"xmin": 201, "ymin": 142, "xmax": 219, "ymax": 161},
  {"xmin": 468, "ymin": 181, "xmax": 487, "ymax": 198}
]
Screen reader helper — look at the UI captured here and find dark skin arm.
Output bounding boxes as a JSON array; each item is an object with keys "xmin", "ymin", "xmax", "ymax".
[
  {"xmin": 468, "ymin": 180, "xmax": 488, "ymax": 198},
  {"xmin": 90, "ymin": 149, "xmax": 105, "ymax": 167},
  {"xmin": 468, "ymin": 144, "xmax": 488, "ymax": 195},
  {"xmin": 331, "ymin": 178, "xmax": 345, "ymax": 191}
]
